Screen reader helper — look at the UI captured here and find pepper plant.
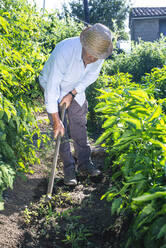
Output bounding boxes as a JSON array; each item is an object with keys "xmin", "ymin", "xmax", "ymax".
[{"xmin": 96, "ymin": 72, "xmax": 166, "ymax": 247}]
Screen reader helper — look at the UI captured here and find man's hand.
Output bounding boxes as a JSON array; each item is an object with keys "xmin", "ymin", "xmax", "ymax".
[
  {"xmin": 51, "ymin": 113, "xmax": 65, "ymax": 139},
  {"xmin": 53, "ymin": 120, "xmax": 65, "ymax": 138},
  {"xmin": 60, "ymin": 89, "xmax": 77, "ymax": 109},
  {"xmin": 60, "ymin": 93, "xmax": 73, "ymax": 109}
]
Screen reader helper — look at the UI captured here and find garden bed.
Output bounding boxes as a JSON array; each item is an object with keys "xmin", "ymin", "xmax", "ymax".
[{"xmin": 0, "ymin": 111, "xmax": 127, "ymax": 248}]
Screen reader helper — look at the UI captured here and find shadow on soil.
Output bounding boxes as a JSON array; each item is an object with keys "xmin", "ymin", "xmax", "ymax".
[{"xmin": 2, "ymin": 176, "xmax": 47, "ymax": 217}]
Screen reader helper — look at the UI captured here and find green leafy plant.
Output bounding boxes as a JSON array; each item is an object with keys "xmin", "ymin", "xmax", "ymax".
[
  {"xmin": 142, "ymin": 65, "xmax": 166, "ymax": 101},
  {"xmin": 127, "ymin": 187, "xmax": 166, "ymax": 248},
  {"xmin": 96, "ymin": 81, "xmax": 166, "ymax": 247},
  {"xmin": 86, "ymin": 72, "xmax": 139, "ymax": 135},
  {"xmin": 0, "ymin": 162, "xmax": 15, "ymax": 210},
  {"xmin": 63, "ymin": 223, "xmax": 91, "ymax": 248},
  {"xmin": 104, "ymin": 36, "xmax": 166, "ymax": 83},
  {"xmin": 0, "ymin": 0, "xmax": 83, "ymax": 209}
]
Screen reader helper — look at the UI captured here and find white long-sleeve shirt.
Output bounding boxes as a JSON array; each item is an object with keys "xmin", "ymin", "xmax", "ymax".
[{"xmin": 39, "ymin": 36, "xmax": 104, "ymax": 113}]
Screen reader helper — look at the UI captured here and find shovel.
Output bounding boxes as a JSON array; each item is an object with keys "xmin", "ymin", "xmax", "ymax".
[{"xmin": 46, "ymin": 103, "xmax": 66, "ymax": 199}]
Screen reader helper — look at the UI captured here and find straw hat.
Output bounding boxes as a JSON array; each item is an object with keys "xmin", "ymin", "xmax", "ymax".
[{"xmin": 80, "ymin": 23, "xmax": 113, "ymax": 59}]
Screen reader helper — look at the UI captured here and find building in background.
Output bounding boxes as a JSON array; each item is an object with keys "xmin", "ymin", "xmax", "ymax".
[{"xmin": 129, "ymin": 7, "xmax": 166, "ymax": 42}]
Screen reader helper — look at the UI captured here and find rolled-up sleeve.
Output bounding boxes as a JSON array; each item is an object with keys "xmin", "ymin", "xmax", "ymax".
[{"xmin": 44, "ymin": 45, "xmax": 67, "ymax": 113}]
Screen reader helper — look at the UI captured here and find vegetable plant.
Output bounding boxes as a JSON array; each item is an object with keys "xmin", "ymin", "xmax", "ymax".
[{"xmin": 96, "ymin": 76, "xmax": 166, "ymax": 247}]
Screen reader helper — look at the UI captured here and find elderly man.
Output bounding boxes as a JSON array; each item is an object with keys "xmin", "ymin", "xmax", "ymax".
[{"xmin": 39, "ymin": 23, "xmax": 113, "ymax": 186}]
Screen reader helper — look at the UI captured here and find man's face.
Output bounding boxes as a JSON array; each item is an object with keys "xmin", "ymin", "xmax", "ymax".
[{"xmin": 82, "ymin": 47, "xmax": 98, "ymax": 65}]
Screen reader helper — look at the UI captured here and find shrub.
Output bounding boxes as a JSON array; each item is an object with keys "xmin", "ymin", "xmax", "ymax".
[
  {"xmin": 104, "ymin": 37, "xmax": 166, "ymax": 83},
  {"xmin": 0, "ymin": 0, "xmax": 83, "ymax": 209},
  {"xmin": 142, "ymin": 65, "xmax": 166, "ymax": 100},
  {"xmin": 86, "ymin": 72, "xmax": 139, "ymax": 136},
  {"xmin": 96, "ymin": 81, "xmax": 166, "ymax": 247}
]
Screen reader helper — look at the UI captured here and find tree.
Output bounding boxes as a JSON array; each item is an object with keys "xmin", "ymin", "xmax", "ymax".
[
  {"xmin": 62, "ymin": 0, "xmax": 130, "ymax": 40},
  {"xmin": 83, "ymin": 0, "xmax": 90, "ymax": 23}
]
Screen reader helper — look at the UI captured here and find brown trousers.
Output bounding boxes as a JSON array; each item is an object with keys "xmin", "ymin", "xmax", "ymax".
[{"xmin": 49, "ymin": 99, "xmax": 91, "ymax": 168}]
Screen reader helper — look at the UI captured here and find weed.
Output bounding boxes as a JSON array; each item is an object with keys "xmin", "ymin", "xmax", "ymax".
[{"xmin": 63, "ymin": 223, "xmax": 92, "ymax": 248}]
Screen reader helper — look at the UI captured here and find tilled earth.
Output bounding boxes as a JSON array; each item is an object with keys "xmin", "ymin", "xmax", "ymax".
[{"xmin": 0, "ymin": 111, "xmax": 127, "ymax": 248}]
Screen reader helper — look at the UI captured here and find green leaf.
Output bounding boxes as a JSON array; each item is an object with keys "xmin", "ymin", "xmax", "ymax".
[
  {"xmin": 95, "ymin": 128, "xmax": 112, "ymax": 145},
  {"xmin": 119, "ymin": 183, "xmax": 129, "ymax": 196},
  {"xmin": 128, "ymin": 89, "xmax": 149, "ymax": 100},
  {"xmin": 157, "ymin": 224, "xmax": 166, "ymax": 239},
  {"xmin": 112, "ymin": 135, "xmax": 138, "ymax": 151},
  {"xmin": 111, "ymin": 198, "xmax": 122, "ymax": 215},
  {"xmin": 0, "ymin": 120, "xmax": 5, "ymax": 131},
  {"xmin": 0, "ymin": 132, "xmax": 6, "ymax": 141},
  {"xmin": 122, "ymin": 117, "xmax": 142, "ymax": 129},
  {"xmin": 141, "ymin": 203, "xmax": 154, "ymax": 215},
  {"xmin": 102, "ymin": 116, "xmax": 117, "ymax": 128},
  {"xmin": 37, "ymin": 139, "xmax": 41, "ymax": 149},
  {"xmin": 0, "ymin": 16, "xmax": 9, "ymax": 33},
  {"xmin": 0, "ymin": 110, "xmax": 4, "ymax": 119},
  {"xmin": 112, "ymin": 142, "xmax": 131, "ymax": 151},
  {"xmin": 95, "ymin": 105, "xmax": 112, "ymax": 113},
  {"xmin": 149, "ymin": 139, "xmax": 166, "ymax": 152},
  {"xmin": 133, "ymin": 191, "xmax": 166, "ymax": 202},
  {"xmin": 134, "ymin": 107, "xmax": 149, "ymax": 115},
  {"xmin": 112, "ymin": 171, "xmax": 122, "ymax": 181},
  {"xmin": 148, "ymin": 105, "xmax": 162, "ymax": 123},
  {"xmin": 0, "ymin": 201, "xmax": 4, "ymax": 211},
  {"xmin": 0, "ymin": 164, "xmax": 15, "ymax": 189},
  {"xmin": 127, "ymin": 173, "xmax": 146, "ymax": 184},
  {"xmin": 126, "ymin": 111, "xmax": 140, "ymax": 119}
]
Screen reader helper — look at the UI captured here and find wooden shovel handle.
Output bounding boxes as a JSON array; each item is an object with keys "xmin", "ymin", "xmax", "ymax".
[
  {"xmin": 59, "ymin": 103, "xmax": 66, "ymax": 123},
  {"xmin": 47, "ymin": 103, "xmax": 66, "ymax": 197}
]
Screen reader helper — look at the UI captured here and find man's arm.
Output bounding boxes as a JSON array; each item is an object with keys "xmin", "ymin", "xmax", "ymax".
[
  {"xmin": 52, "ymin": 89, "xmax": 77, "ymax": 138},
  {"xmin": 44, "ymin": 44, "xmax": 70, "ymax": 137}
]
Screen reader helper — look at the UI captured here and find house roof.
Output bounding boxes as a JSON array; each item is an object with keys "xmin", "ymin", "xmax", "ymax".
[{"xmin": 130, "ymin": 7, "xmax": 166, "ymax": 18}]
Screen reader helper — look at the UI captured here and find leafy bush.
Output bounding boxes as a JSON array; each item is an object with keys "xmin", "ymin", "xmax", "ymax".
[
  {"xmin": 0, "ymin": 92, "xmax": 42, "ymax": 209},
  {"xmin": 142, "ymin": 65, "xmax": 166, "ymax": 100},
  {"xmin": 87, "ymin": 62, "xmax": 166, "ymax": 135},
  {"xmin": 0, "ymin": 0, "xmax": 83, "ymax": 102},
  {"xmin": 96, "ymin": 81, "xmax": 166, "ymax": 247},
  {"xmin": 86, "ymin": 72, "xmax": 139, "ymax": 136},
  {"xmin": 0, "ymin": 0, "xmax": 83, "ymax": 209},
  {"xmin": 0, "ymin": 0, "xmax": 43, "ymax": 209},
  {"xmin": 0, "ymin": 162, "xmax": 15, "ymax": 210},
  {"xmin": 86, "ymin": 74, "xmax": 107, "ymax": 136},
  {"xmin": 104, "ymin": 37, "xmax": 166, "ymax": 83}
]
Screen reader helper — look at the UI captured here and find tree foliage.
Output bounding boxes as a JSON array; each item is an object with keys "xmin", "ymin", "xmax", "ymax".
[{"xmin": 62, "ymin": 0, "xmax": 129, "ymax": 39}]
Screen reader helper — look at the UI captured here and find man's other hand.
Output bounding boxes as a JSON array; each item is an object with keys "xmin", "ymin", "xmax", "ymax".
[
  {"xmin": 51, "ymin": 113, "xmax": 65, "ymax": 139},
  {"xmin": 53, "ymin": 120, "xmax": 65, "ymax": 139},
  {"xmin": 60, "ymin": 93, "xmax": 73, "ymax": 109}
]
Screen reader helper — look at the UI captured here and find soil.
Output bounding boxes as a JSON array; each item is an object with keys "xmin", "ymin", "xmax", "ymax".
[{"xmin": 0, "ymin": 110, "xmax": 127, "ymax": 248}]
